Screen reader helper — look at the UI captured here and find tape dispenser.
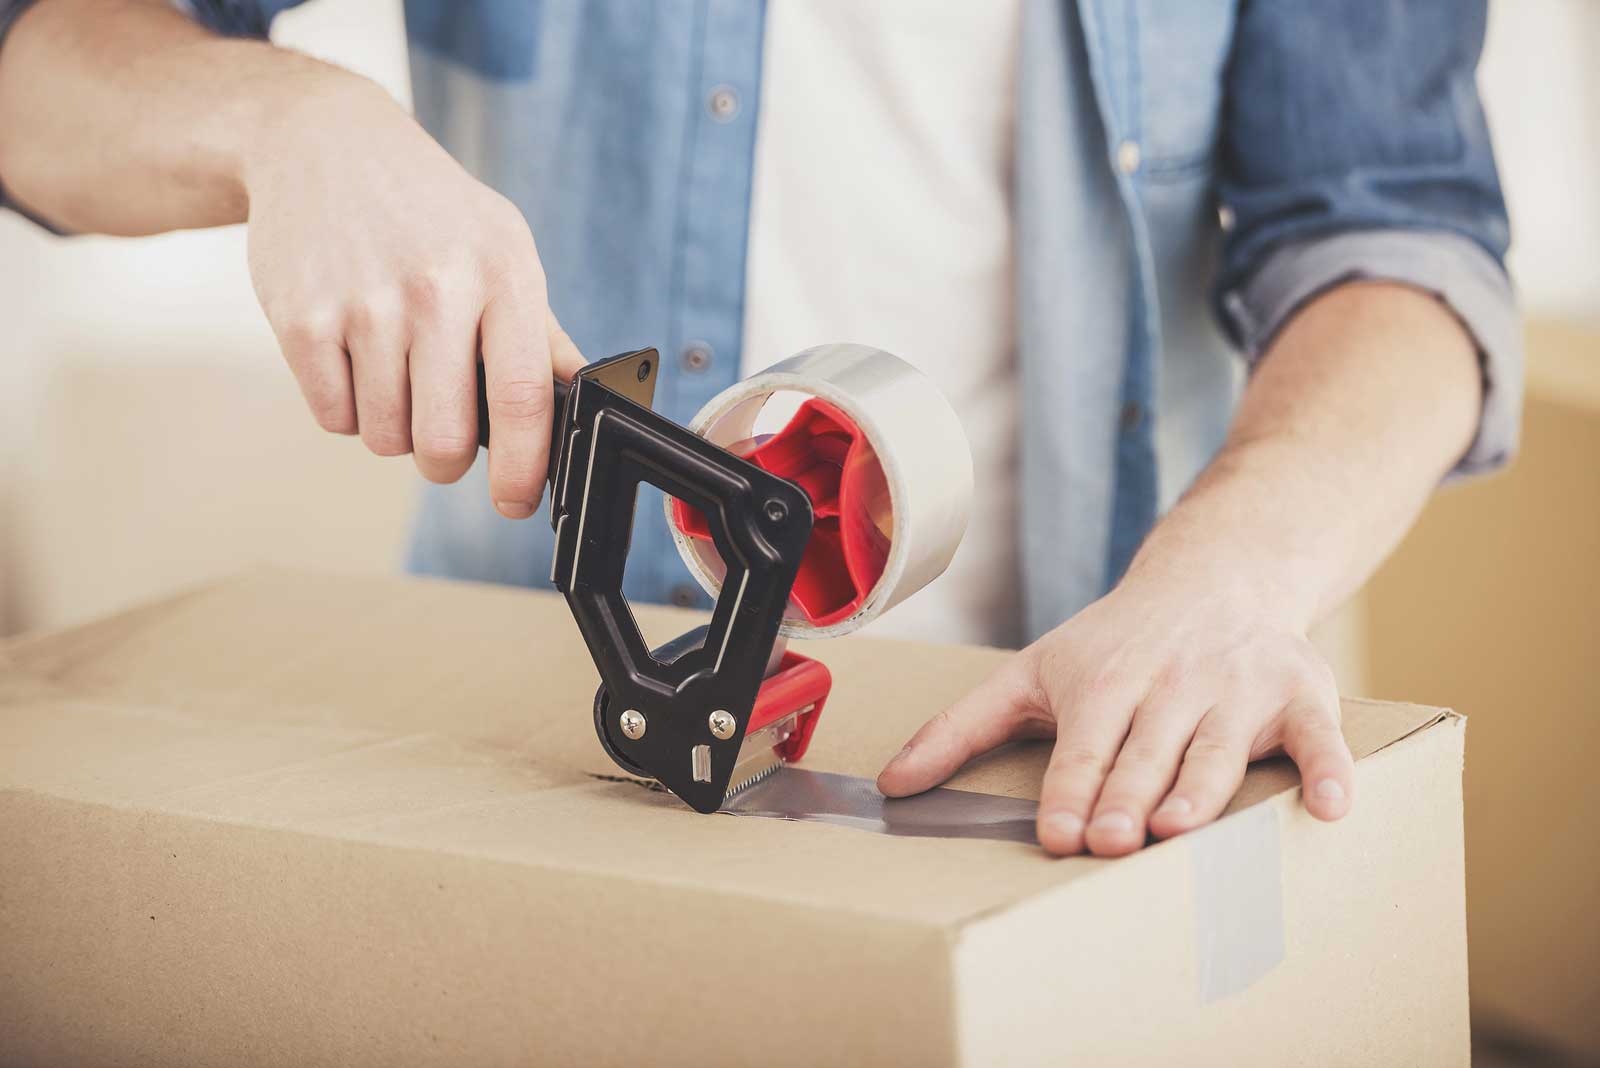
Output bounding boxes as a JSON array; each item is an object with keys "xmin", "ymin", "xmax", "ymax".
[{"xmin": 477, "ymin": 343, "xmax": 972, "ymax": 812}]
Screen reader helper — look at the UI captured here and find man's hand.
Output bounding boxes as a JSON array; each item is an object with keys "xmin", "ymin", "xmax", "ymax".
[
  {"xmin": 0, "ymin": 0, "xmax": 584, "ymax": 517},
  {"xmin": 877, "ymin": 566, "xmax": 1353, "ymax": 857},
  {"xmin": 246, "ymin": 77, "xmax": 585, "ymax": 518},
  {"xmin": 878, "ymin": 281, "xmax": 1484, "ymax": 856}
]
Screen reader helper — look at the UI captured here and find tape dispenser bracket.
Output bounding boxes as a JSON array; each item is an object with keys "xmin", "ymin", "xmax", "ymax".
[{"xmin": 478, "ymin": 349, "xmax": 824, "ymax": 812}]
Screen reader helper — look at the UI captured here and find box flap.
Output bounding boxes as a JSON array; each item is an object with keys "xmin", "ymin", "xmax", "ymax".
[{"xmin": 0, "ymin": 568, "xmax": 1452, "ymax": 926}]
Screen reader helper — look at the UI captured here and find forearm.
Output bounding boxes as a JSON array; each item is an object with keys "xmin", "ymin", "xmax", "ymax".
[
  {"xmin": 1125, "ymin": 281, "xmax": 1483, "ymax": 630},
  {"xmin": 0, "ymin": 0, "xmax": 371, "ymax": 234}
]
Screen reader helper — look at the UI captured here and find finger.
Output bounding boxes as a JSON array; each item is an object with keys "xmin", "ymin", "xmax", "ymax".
[
  {"xmin": 345, "ymin": 298, "xmax": 412, "ymax": 457},
  {"xmin": 547, "ymin": 311, "xmax": 588, "ymax": 380},
  {"xmin": 877, "ymin": 657, "xmax": 1045, "ymax": 798},
  {"xmin": 272, "ymin": 312, "xmax": 356, "ymax": 435},
  {"xmin": 1085, "ymin": 701, "xmax": 1205, "ymax": 857},
  {"xmin": 1036, "ymin": 694, "xmax": 1138, "ymax": 856},
  {"xmin": 480, "ymin": 280, "xmax": 553, "ymax": 518},
  {"xmin": 1148, "ymin": 709, "xmax": 1252, "ymax": 838},
  {"xmin": 1281, "ymin": 694, "xmax": 1354, "ymax": 821},
  {"xmin": 409, "ymin": 295, "xmax": 480, "ymax": 484}
]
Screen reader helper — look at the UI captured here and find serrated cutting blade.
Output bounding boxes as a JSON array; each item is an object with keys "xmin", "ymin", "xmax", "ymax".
[{"xmin": 723, "ymin": 706, "xmax": 813, "ymax": 802}]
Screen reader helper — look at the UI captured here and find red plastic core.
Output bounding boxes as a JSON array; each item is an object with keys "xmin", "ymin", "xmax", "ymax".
[{"xmin": 672, "ymin": 398, "xmax": 891, "ymax": 628}]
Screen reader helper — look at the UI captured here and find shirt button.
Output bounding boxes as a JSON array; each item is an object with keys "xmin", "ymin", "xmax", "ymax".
[
  {"xmin": 681, "ymin": 341, "xmax": 714, "ymax": 373},
  {"xmin": 708, "ymin": 85, "xmax": 740, "ymax": 122},
  {"xmin": 1217, "ymin": 204, "xmax": 1237, "ymax": 232},
  {"xmin": 669, "ymin": 583, "xmax": 702, "ymax": 608},
  {"xmin": 1120, "ymin": 402, "xmax": 1143, "ymax": 432},
  {"xmin": 1116, "ymin": 139, "xmax": 1141, "ymax": 176}
]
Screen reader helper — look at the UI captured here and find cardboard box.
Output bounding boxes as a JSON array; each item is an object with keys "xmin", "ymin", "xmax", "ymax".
[
  {"xmin": 1363, "ymin": 320, "xmax": 1600, "ymax": 1057},
  {"xmin": 1, "ymin": 570, "xmax": 1468, "ymax": 1066}
]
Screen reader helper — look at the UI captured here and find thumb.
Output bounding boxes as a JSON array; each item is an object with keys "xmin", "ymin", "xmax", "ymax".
[
  {"xmin": 547, "ymin": 311, "xmax": 588, "ymax": 380},
  {"xmin": 877, "ymin": 655, "xmax": 1047, "ymax": 797}
]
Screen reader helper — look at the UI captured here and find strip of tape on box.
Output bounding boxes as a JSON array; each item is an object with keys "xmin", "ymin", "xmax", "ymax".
[
  {"xmin": 724, "ymin": 768, "xmax": 1038, "ymax": 845},
  {"xmin": 1190, "ymin": 802, "xmax": 1285, "ymax": 1003}
]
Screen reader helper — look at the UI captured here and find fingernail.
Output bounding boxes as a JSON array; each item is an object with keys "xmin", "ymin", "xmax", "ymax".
[
  {"xmin": 1045, "ymin": 812, "xmax": 1083, "ymax": 840},
  {"xmin": 1090, "ymin": 811, "xmax": 1134, "ymax": 834},
  {"xmin": 886, "ymin": 743, "xmax": 915, "ymax": 767},
  {"xmin": 495, "ymin": 500, "xmax": 535, "ymax": 519},
  {"xmin": 1313, "ymin": 778, "xmax": 1346, "ymax": 802},
  {"xmin": 1155, "ymin": 796, "xmax": 1192, "ymax": 818}
]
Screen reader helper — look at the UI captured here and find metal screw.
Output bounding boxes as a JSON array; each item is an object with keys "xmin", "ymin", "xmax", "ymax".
[
  {"xmin": 708, "ymin": 709, "xmax": 736, "ymax": 740},
  {"xmin": 619, "ymin": 709, "xmax": 647, "ymax": 740},
  {"xmin": 763, "ymin": 498, "xmax": 788, "ymax": 523}
]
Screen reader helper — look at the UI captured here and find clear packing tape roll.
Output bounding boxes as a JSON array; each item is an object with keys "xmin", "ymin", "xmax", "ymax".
[{"xmin": 667, "ymin": 343, "xmax": 974, "ymax": 638}]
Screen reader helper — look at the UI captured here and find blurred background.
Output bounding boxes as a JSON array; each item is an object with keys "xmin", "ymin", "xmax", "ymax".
[{"xmin": 0, "ymin": 1, "xmax": 1595, "ymax": 1063}]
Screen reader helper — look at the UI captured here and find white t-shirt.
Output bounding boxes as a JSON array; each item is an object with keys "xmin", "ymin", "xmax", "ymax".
[{"xmin": 740, "ymin": 0, "xmax": 1024, "ymax": 648}]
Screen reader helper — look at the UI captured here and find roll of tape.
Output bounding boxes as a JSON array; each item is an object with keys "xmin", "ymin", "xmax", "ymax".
[{"xmin": 667, "ymin": 343, "xmax": 973, "ymax": 638}]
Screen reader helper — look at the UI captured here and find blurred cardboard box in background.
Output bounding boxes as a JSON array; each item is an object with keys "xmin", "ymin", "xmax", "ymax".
[
  {"xmin": 1364, "ymin": 320, "xmax": 1600, "ymax": 1059},
  {"xmin": 2, "ymin": 358, "xmax": 416, "ymax": 633}
]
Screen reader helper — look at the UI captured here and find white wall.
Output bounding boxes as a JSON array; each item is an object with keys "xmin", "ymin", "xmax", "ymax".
[{"xmin": 1480, "ymin": 0, "xmax": 1600, "ymax": 322}]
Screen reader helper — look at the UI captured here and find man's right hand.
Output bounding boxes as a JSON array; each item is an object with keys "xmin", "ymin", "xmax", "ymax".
[
  {"xmin": 244, "ymin": 74, "xmax": 585, "ymax": 518},
  {"xmin": 0, "ymin": 1, "xmax": 583, "ymax": 515}
]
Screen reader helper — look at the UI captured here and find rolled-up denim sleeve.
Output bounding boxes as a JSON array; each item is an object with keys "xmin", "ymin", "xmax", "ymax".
[
  {"xmin": 1215, "ymin": 0, "xmax": 1521, "ymax": 479},
  {"xmin": 0, "ymin": 0, "xmax": 56, "ymax": 229},
  {"xmin": 170, "ymin": 0, "xmax": 303, "ymax": 38}
]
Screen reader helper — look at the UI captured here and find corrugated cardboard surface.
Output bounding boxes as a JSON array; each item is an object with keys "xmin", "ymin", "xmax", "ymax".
[
  {"xmin": 1366, "ymin": 371, "xmax": 1600, "ymax": 1057},
  {"xmin": 1, "ymin": 570, "xmax": 1466, "ymax": 1065}
]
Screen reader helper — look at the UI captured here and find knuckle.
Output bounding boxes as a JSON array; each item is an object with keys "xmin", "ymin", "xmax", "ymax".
[
  {"xmin": 1152, "ymin": 652, "xmax": 1199, "ymax": 695},
  {"xmin": 1185, "ymin": 737, "xmax": 1236, "ymax": 764},
  {"xmin": 1049, "ymin": 743, "xmax": 1111, "ymax": 779},
  {"xmin": 1284, "ymin": 653, "xmax": 1330, "ymax": 694},
  {"xmin": 1032, "ymin": 638, "xmax": 1078, "ymax": 682},
  {"xmin": 1289, "ymin": 712, "xmax": 1342, "ymax": 743},
  {"xmin": 360, "ymin": 407, "xmax": 412, "ymax": 456},
  {"xmin": 1215, "ymin": 655, "xmax": 1252, "ymax": 695},
  {"xmin": 308, "ymin": 395, "xmax": 355, "ymax": 434},
  {"xmin": 402, "ymin": 271, "xmax": 448, "ymax": 316},
  {"xmin": 277, "ymin": 309, "xmax": 339, "ymax": 353},
  {"xmin": 343, "ymin": 297, "xmax": 379, "ymax": 340},
  {"xmin": 487, "ymin": 195, "xmax": 536, "ymax": 245},
  {"xmin": 491, "ymin": 462, "xmax": 544, "ymax": 499},
  {"xmin": 1080, "ymin": 667, "xmax": 1134, "ymax": 704},
  {"xmin": 414, "ymin": 428, "xmax": 477, "ymax": 464},
  {"xmin": 1119, "ymin": 740, "xmax": 1165, "ymax": 768},
  {"xmin": 1306, "ymin": 657, "xmax": 1342, "ymax": 706},
  {"xmin": 298, "ymin": 373, "xmax": 343, "ymax": 411},
  {"xmin": 926, "ymin": 708, "xmax": 975, "ymax": 751},
  {"xmin": 478, "ymin": 230, "xmax": 540, "ymax": 288},
  {"xmin": 489, "ymin": 378, "xmax": 553, "ymax": 425},
  {"xmin": 342, "ymin": 291, "xmax": 402, "ymax": 343},
  {"xmin": 1010, "ymin": 648, "xmax": 1054, "ymax": 715},
  {"xmin": 363, "ymin": 430, "xmax": 412, "ymax": 457}
]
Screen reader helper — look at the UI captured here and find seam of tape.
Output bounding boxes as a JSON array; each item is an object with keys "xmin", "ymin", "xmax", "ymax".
[
  {"xmin": 723, "ymin": 768, "xmax": 1039, "ymax": 845},
  {"xmin": 1189, "ymin": 802, "xmax": 1285, "ymax": 1004}
]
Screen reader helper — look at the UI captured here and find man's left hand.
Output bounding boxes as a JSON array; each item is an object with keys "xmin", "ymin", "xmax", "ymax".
[{"xmin": 876, "ymin": 567, "xmax": 1355, "ymax": 857}]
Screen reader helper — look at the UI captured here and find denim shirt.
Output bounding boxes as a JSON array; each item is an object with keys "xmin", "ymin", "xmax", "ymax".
[{"xmin": 0, "ymin": 0, "xmax": 1521, "ymax": 642}]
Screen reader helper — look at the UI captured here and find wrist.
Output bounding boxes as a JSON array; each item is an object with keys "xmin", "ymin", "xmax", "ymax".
[
  {"xmin": 1117, "ymin": 447, "xmax": 1326, "ymax": 632},
  {"xmin": 1119, "ymin": 533, "xmax": 1316, "ymax": 632},
  {"xmin": 231, "ymin": 55, "xmax": 396, "ymax": 205}
]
